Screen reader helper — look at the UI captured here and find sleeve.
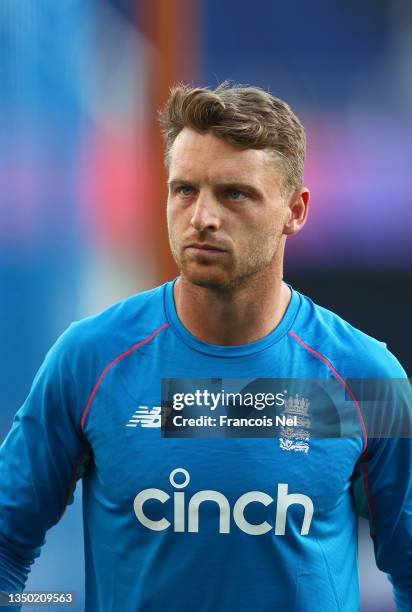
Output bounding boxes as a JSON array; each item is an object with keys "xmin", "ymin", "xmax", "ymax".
[
  {"xmin": 0, "ymin": 323, "xmax": 92, "ymax": 597},
  {"xmin": 351, "ymin": 364, "xmax": 412, "ymax": 611}
]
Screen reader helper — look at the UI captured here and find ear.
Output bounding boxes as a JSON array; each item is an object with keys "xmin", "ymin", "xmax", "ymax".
[{"xmin": 283, "ymin": 188, "xmax": 310, "ymax": 236}]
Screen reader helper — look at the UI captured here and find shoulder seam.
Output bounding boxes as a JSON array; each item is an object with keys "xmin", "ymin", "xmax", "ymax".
[
  {"xmin": 287, "ymin": 329, "xmax": 368, "ymax": 456},
  {"xmin": 80, "ymin": 322, "xmax": 170, "ymax": 429}
]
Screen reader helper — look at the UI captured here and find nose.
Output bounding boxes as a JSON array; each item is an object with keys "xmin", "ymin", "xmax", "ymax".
[{"xmin": 190, "ymin": 193, "xmax": 221, "ymax": 232}]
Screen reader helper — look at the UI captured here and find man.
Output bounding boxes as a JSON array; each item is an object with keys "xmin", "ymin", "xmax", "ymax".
[{"xmin": 0, "ymin": 83, "xmax": 411, "ymax": 611}]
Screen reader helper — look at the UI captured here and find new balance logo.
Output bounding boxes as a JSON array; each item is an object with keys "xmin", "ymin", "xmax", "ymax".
[{"xmin": 126, "ymin": 406, "xmax": 161, "ymax": 428}]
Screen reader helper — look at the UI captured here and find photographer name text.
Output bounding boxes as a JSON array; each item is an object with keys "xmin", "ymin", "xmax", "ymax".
[{"xmin": 173, "ymin": 415, "xmax": 298, "ymax": 428}]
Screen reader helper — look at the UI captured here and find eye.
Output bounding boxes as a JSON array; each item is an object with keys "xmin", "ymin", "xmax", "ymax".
[
  {"xmin": 177, "ymin": 185, "xmax": 195, "ymax": 197},
  {"xmin": 226, "ymin": 189, "xmax": 246, "ymax": 201}
]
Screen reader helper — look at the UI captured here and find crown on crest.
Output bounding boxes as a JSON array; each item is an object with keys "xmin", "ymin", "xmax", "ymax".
[{"xmin": 283, "ymin": 394, "xmax": 310, "ymax": 416}]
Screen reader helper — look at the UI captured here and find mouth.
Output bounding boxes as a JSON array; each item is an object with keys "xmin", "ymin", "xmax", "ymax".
[{"xmin": 185, "ymin": 243, "xmax": 226, "ymax": 253}]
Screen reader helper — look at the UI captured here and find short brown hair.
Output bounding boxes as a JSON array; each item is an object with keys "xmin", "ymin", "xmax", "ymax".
[{"xmin": 158, "ymin": 81, "xmax": 306, "ymax": 193}]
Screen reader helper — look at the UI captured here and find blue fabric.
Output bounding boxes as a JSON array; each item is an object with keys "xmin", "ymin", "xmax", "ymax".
[{"xmin": 1, "ymin": 278, "xmax": 411, "ymax": 611}]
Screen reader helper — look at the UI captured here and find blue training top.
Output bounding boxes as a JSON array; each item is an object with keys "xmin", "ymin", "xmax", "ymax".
[{"xmin": 0, "ymin": 279, "xmax": 411, "ymax": 611}]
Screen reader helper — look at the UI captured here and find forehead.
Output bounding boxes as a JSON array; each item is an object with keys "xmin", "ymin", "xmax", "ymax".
[{"xmin": 168, "ymin": 128, "xmax": 281, "ymax": 188}]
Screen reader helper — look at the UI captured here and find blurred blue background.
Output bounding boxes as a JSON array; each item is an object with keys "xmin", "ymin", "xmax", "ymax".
[{"xmin": 1, "ymin": 1, "xmax": 411, "ymax": 610}]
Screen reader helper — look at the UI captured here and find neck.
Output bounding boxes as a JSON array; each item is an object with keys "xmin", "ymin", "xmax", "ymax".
[{"xmin": 173, "ymin": 268, "xmax": 291, "ymax": 346}]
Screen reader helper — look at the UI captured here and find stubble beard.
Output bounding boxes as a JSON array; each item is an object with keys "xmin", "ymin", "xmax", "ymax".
[{"xmin": 169, "ymin": 231, "xmax": 284, "ymax": 293}]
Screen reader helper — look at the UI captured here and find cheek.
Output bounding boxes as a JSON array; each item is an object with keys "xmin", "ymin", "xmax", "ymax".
[
  {"xmin": 240, "ymin": 214, "xmax": 285, "ymax": 257},
  {"xmin": 167, "ymin": 210, "xmax": 189, "ymax": 256},
  {"xmin": 167, "ymin": 205, "xmax": 180, "ymax": 234},
  {"xmin": 166, "ymin": 201, "xmax": 174, "ymax": 224},
  {"xmin": 262, "ymin": 209, "xmax": 288, "ymax": 238},
  {"xmin": 167, "ymin": 201, "xmax": 188, "ymax": 225}
]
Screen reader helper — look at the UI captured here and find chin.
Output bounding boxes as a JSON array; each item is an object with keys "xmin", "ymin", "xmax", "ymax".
[{"xmin": 181, "ymin": 264, "xmax": 230, "ymax": 290}]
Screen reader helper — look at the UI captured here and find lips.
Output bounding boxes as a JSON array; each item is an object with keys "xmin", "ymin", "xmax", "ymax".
[{"xmin": 186, "ymin": 243, "xmax": 225, "ymax": 252}]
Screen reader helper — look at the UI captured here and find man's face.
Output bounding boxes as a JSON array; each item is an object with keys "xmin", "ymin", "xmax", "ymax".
[{"xmin": 166, "ymin": 128, "xmax": 291, "ymax": 290}]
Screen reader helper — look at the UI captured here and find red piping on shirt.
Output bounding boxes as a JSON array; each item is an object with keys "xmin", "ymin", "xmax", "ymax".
[
  {"xmin": 80, "ymin": 322, "xmax": 170, "ymax": 429},
  {"xmin": 287, "ymin": 329, "xmax": 368, "ymax": 455},
  {"xmin": 288, "ymin": 330, "xmax": 377, "ymax": 537}
]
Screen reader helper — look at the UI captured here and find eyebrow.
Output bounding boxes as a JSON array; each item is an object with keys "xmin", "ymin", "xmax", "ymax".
[{"xmin": 168, "ymin": 179, "xmax": 264, "ymax": 200}]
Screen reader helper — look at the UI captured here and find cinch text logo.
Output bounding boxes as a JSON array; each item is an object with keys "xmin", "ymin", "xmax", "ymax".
[{"xmin": 133, "ymin": 468, "xmax": 314, "ymax": 536}]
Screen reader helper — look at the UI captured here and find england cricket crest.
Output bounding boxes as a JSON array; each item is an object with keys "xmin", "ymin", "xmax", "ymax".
[{"xmin": 279, "ymin": 393, "xmax": 310, "ymax": 453}]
